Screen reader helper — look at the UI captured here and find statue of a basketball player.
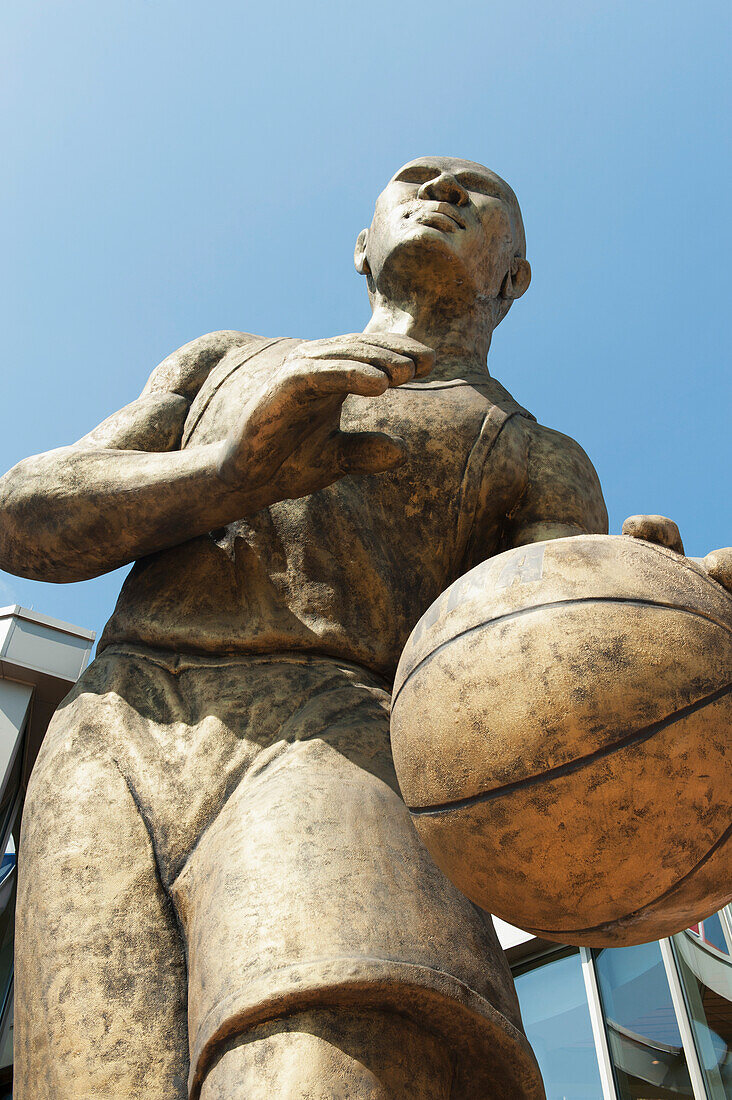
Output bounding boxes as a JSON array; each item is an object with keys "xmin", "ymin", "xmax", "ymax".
[{"xmin": 3, "ymin": 157, "xmax": 727, "ymax": 1098}]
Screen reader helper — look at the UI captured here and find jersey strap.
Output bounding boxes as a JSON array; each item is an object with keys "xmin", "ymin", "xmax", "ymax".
[
  {"xmin": 452, "ymin": 404, "xmax": 524, "ymax": 577},
  {"xmin": 181, "ymin": 337, "xmax": 289, "ymax": 447}
]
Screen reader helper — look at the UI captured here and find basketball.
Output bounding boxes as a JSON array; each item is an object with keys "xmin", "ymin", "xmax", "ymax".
[{"xmin": 390, "ymin": 534, "xmax": 732, "ymax": 947}]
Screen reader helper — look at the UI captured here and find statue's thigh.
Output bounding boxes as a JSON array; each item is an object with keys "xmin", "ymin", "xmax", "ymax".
[{"xmin": 14, "ymin": 732, "xmax": 189, "ymax": 1099}]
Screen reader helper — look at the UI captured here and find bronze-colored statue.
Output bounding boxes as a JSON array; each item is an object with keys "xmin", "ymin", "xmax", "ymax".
[{"xmin": 1, "ymin": 157, "xmax": 728, "ymax": 1098}]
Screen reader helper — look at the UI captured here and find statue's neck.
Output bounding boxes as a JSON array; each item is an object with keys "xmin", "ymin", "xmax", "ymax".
[{"xmin": 363, "ymin": 296, "xmax": 495, "ymax": 381}]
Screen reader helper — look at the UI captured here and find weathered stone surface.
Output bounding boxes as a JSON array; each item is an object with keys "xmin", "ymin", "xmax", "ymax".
[
  {"xmin": 2, "ymin": 155, "xmax": 728, "ymax": 1095},
  {"xmin": 17, "ymin": 649, "xmax": 542, "ymax": 1098},
  {"xmin": 392, "ymin": 533, "xmax": 732, "ymax": 946}
]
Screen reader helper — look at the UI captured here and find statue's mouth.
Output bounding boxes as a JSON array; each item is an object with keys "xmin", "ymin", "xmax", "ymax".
[{"xmin": 410, "ymin": 203, "xmax": 466, "ymax": 231}]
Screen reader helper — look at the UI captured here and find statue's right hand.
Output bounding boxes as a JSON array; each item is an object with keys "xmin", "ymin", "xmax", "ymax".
[{"xmin": 216, "ymin": 333, "xmax": 434, "ymax": 501}]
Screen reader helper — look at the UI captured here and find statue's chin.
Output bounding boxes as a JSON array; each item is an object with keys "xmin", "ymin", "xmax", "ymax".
[{"xmin": 374, "ymin": 231, "xmax": 479, "ymax": 308}]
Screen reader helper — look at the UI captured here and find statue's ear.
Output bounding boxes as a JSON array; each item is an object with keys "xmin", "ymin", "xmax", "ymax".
[
  {"xmin": 354, "ymin": 229, "xmax": 371, "ymax": 276},
  {"xmin": 500, "ymin": 257, "xmax": 531, "ymax": 300}
]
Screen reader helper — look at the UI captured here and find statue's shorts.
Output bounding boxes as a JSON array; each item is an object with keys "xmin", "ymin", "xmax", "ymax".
[{"xmin": 27, "ymin": 644, "xmax": 543, "ymax": 1099}]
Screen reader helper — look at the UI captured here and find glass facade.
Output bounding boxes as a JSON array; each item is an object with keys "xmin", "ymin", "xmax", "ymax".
[
  {"xmin": 0, "ymin": 831, "xmax": 16, "ymax": 1098},
  {"xmin": 672, "ymin": 927, "xmax": 732, "ymax": 1096},
  {"xmin": 515, "ymin": 948, "xmax": 604, "ymax": 1099},
  {"xmin": 511, "ymin": 907, "xmax": 732, "ymax": 1100},
  {"xmin": 689, "ymin": 915, "xmax": 730, "ymax": 958},
  {"xmin": 594, "ymin": 941, "xmax": 694, "ymax": 1098}
]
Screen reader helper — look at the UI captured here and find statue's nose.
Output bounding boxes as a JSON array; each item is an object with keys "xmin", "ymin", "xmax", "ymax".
[{"xmin": 417, "ymin": 172, "xmax": 469, "ymax": 206}]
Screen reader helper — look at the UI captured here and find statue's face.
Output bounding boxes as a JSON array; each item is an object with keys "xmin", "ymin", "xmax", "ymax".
[{"xmin": 361, "ymin": 156, "xmax": 523, "ymax": 302}]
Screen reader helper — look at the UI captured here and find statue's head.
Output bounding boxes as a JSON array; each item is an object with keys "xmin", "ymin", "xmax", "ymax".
[{"xmin": 355, "ymin": 156, "xmax": 531, "ymax": 323}]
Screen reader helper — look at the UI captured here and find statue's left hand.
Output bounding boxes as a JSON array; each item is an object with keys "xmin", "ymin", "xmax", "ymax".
[{"xmin": 622, "ymin": 514, "xmax": 732, "ymax": 594}]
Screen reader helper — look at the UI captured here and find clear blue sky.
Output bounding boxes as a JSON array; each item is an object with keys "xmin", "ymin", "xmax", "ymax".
[{"xmin": 1, "ymin": 0, "xmax": 730, "ymax": 643}]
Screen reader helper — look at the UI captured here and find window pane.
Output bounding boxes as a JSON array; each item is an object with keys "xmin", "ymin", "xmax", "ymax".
[
  {"xmin": 673, "ymin": 926, "xmax": 732, "ymax": 1096},
  {"xmin": 688, "ymin": 913, "xmax": 730, "ymax": 958},
  {"xmin": 594, "ymin": 942, "xmax": 694, "ymax": 1099},
  {"xmin": 0, "ymin": 998, "xmax": 12, "ymax": 1071},
  {"xmin": 0, "ymin": 831, "xmax": 16, "ymax": 1077},
  {"xmin": 514, "ymin": 949, "xmax": 604, "ymax": 1100},
  {"xmin": 0, "ymin": 869, "xmax": 14, "ymax": 1040}
]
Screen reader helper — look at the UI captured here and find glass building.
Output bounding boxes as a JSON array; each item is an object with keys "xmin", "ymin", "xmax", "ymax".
[
  {"xmin": 1, "ymin": 601, "xmax": 730, "ymax": 1099},
  {"xmin": 499, "ymin": 910, "xmax": 732, "ymax": 1099}
]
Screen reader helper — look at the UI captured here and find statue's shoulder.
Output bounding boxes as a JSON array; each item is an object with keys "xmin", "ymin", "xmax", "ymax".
[
  {"xmin": 140, "ymin": 330, "xmax": 263, "ymax": 400},
  {"xmin": 518, "ymin": 415, "xmax": 608, "ymax": 534},
  {"xmin": 484, "ymin": 373, "xmax": 595, "ymax": 475},
  {"xmin": 522, "ymin": 416, "xmax": 596, "ymax": 469}
]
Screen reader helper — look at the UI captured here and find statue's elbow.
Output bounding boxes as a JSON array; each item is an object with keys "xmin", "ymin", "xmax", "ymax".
[
  {"xmin": 0, "ymin": 465, "xmax": 72, "ymax": 582},
  {"xmin": 0, "ymin": 470, "xmax": 29, "ymax": 576}
]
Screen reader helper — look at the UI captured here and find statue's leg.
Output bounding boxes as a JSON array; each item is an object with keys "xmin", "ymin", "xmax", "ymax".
[
  {"xmin": 14, "ymin": 704, "xmax": 189, "ymax": 1099},
  {"xmin": 174, "ymin": 659, "xmax": 543, "ymax": 1100},
  {"xmin": 199, "ymin": 1007, "xmax": 454, "ymax": 1099}
]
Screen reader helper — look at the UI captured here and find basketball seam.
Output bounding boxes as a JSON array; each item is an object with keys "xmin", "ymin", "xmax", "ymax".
[
  {"xmin": 406, "ymin": 681, "xmax": 732, "ymax": 815},
  {"xmin": 392, "ymin": 596, "xmax": 732, "ymax": 710},
  {"xmin": 521, "ymin": 816, "xmax": 732, "ymax": 939}
]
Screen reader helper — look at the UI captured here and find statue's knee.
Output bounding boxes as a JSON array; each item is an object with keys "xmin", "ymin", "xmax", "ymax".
[{"xmin": 197, "ymin": 1007, "xmax": 454, "ymax": 1099}]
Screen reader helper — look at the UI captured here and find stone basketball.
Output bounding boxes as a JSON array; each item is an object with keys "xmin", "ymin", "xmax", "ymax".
[{"xmin": 391, "ymin": 535, "xmax": 732, "ymax": 948}]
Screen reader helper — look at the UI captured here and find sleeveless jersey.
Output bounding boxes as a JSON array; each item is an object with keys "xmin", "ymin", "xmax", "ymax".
[{"xmin": 100, "ymin": 337, "xmax": 533, "ymax": 680}]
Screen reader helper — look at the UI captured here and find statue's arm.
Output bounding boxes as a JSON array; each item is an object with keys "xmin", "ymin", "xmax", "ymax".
[
  {"xmin": 507, "ymin": 421, "xmax": 609, "ymax": 547},
  {"xmin": 468, "ymin": 416, "xmax": 732, "ymax": 593},
  {"xmin": 0, "ymin": 330, "xmax": 433, "ymax": 584},
  {"xmin": 0, "ymin": 331, "xmax": 257, "ymax": 583}
]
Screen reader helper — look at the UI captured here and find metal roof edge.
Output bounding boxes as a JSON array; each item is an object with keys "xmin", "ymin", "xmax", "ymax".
[{"xmin": 0, "ymin": 605, "xmax": 95, "ymax": 642}]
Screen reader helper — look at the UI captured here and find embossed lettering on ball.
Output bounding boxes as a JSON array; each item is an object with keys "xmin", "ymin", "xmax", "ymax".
[{"xmin": 391, "ymin": 534, "xmax": 732, "ymax": 948}]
